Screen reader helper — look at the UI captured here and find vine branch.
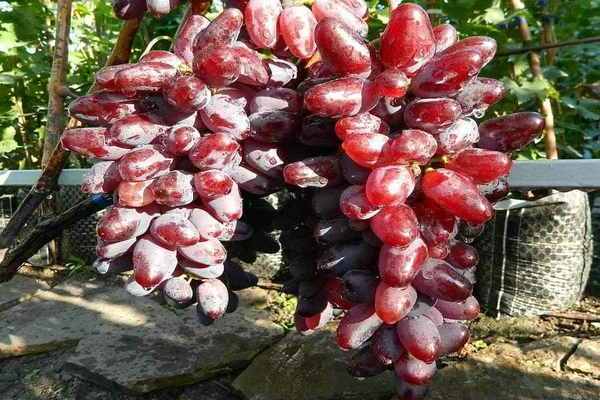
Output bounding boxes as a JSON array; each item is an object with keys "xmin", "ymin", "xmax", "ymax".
[{"xmin": 497, "ymin": 36, "xmax": 600, "ymax": 57}]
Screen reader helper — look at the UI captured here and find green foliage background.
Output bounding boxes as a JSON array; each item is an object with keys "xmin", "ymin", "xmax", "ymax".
[{"xmin": 0, "ymin": 0, "xmax": 598, "ymax": 170}]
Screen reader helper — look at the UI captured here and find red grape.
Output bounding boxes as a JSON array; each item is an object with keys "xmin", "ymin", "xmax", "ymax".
[
  {"xmin": 335, "ymin": 113, "xmax": 390, "ymax": 141},
  {"xmin": 445, "ymin": 148, "xmax": 512, "ymax": 184},
  {"xmin": 196, "ymin": 279, "xmax": 229, "ymax": 320},
  {"xmin": 96, "ymin": 237, "xmax": 135, "ymax": 259},
  {"xmin": 151, "ymin": 170, "xmax": 196, "ymax": 207},
  {"xmin": 193, "ymin": 8, "xmax": 243, "ymax": 55},
  {"xmin": 242, "ymin": 140, "xmax": 285, "ymax": 178},
  {"xmin": 394, "ymin": 353, "xmax": 437, "ymax": 385},
  {"xmin": 373, "ymin": 69, "xmax": 410, "ymax": 98},
  {"xmin": 421, "ymin": 168, "xmax": 493, "ymax": 224},
  {"xmin": 305, "ymin": 77, "xmax": 379, "ymax": 118},
  {"xmin": 396, "ymin": 315, "xmax": 441, "ymax": 362},
  {"xmin": 109, "ymin": 114, "xmax": 167, "ymax": 147},
  {"xmin": 283, "ymin": 156, "xmax": 342, "ymax": 188},
  {"xmin": 339, "ymin": 153, "xmax": 370, "ymax": 185},
  {"xmin": 435, "ymin": 117, "xmax": 480, "ymax": 155},
  {"xmin": 404, "ymin": 98, "xmax": 462, "ymax": 132},
  {"xmin": 188, "ymin": 132, "xmax": 241, "ymax": 171},
  {"xmin": 117, "ymin": 180, "xmax": 156, "ymax": 207},
  {"xmin": 114, "ymin": 62, "xmax": 178, "ymax": 93},
  {"xmin": 112, "ymin": 0, "xmax": 146, "ymax": 20},
  {"xmin": 370, "ymin": 204, "xmax": 419, "ymax": 246},
  {"xmin": 342, "ymin": 269, "xmax": 378, "ymax": 304},
  {"xmin": 378, "ymin": 238, "xmax": 428, "ymax": 287},
  {"xmin": 412, "ymin": 258, "xmax": 473, "ymax": 302},
  {"xmin": 160, "ymin": 125, "xmax": 201, "ymax": 156},
  {"xmin": 375, "ymin": 283, "xmax": 417, "ymax": 324},
  {"xmin": 179, "ymin": 238, "xmax": 227, "ymax": 266},
  {"xmin": 380, "ymin": 129, "xmax": 437, "ymax": 166},
  {"xmin": 202, "ymin": 182, "xmax": 243, "ymax": 222},
  {"xmin": 336, "ymin": 303, "xmax": 383, "ymax": 350},
  {"xmin": 173, "ymin": 11, "xmax": 210, "ymax": 66},
  {"xmin": 339, "ymin": 185, "xmax": 381, "ymax": 220},
  {"xmin": 365, "ymin": 165, "xmax": 415, "ymax": 207},
  {"xmin": 438, "ymin": 36, "xmax": 497, "ymax": 67},
  {"xmin": 380, "ymin": 4, "xmax": 435, "ymax": 76},
  {"xmin": 279, "ymin": 6, "xmax": 317, "ymax": 59},
  {"xmin": 188, "ymin": 208, "xmax": 225, "ymax": 240},
  {"xmin": 132, "ymin": 234, "xmax": 178, "ymax": 288},
  {"xmin": 438, "ymin": 322, "xmax": 470, "ymax": 355},
  {"xmin": 139, "ymin": 50, "xmax": 185, "ymax": 69},
  {"xmin": 249, "ymin": 111, "xmax": 299, "ymax": 143},
  {"xmin": 249, "ymin": 88, "xmax": 302, "ymax": 114},
  {"xmin": 194, "ymin": 169, "xmax": 234, "ymax": 200},
  {"xmin": 193, "ymin": 46, "xmax": 240, "ymax": 87},
  {"xmin": 372, "ymin": 325, "xmax": 405, "ymax": 365},
  {"xmin": 231, "ymin": 42, "xmax": 270, "ymax": 86},
  {"xmin": 244, "ymin": 0, "xmax": 282, "ymax": 49},
  {"xmin": 432, "ymin": 23, "xmax": 457, "ymax": 53},
  {"xmin": 456, "ymin": 77, "xmax": 506, "ymax": 116},
  {"xmin": 314, "ymin": 18, "xmax": 371, "ymax": 77},
  {"xmin": 324, "ymin": 276, "xmax": 353, "ymax": 310},
  {"xmin": 478, "ymin": 112, "xmax": 545, "ymax": 152},
  {"xmin": 312, "ymin": 0, "xmax": 368, "ymax": 37},
  {"xmin": 410, "ymin": 50, "xmax": 485, "ymax": 98},
  {"xmin": 117, "ymin": 146, "xmax": 173, "ymax": 181},
  {"xmin": 68, "ymin": 93, "xmax": 138, "ymax": 126},
  {"xmin": 164, "ymin": 75, "xmax": 211, "ymax": 112},
  {"xmin": 81, "ymin": 161, "xmax": 122, "ymax": 194},
  {"xmin": 150, "ymin": 213, "xmax": 200, "ymax": 248},
  {"xmin": 342, "ymin": 133, "xmax": 389, "ymax": 168},
  {"xmin": 435, "ymin": 296, "xmax": 480, "ymax": 321}
]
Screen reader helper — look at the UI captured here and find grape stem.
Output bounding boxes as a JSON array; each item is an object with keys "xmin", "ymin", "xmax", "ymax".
[
  {"xmin": 141, "ymin": 36, "xmax": 174, "ymax": 58},
  {"xmin": 496, "ymin": 36, "xmax": 600, "ymax": 57}
]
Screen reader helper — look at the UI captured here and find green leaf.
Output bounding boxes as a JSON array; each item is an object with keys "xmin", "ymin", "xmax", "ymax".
[
  {"xmin": 0, "ymin": 139, "xmax": 18, "ymax": 153},
  {"xmin": 2, "ymin": 126, "xmax": 16, "ymax": 140},
  {"xmin": 481, "ymin": 7, "xmax": 505, "ymax": 24}
]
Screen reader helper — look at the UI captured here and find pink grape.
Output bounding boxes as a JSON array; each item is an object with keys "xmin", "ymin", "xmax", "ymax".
[
  {"xmin": 380, "ymin": 4, "xmax": 435, "ymax": 76},
  {"xmin": 279, "ymin": 6, "xmax": 317, "ymax": 59},
  {"xmin": 244, "ymin": 0, "xmax": 282, "ymax": 49}
]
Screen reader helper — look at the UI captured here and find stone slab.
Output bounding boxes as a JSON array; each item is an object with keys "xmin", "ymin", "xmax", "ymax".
[
  {"xmin": 565, "ymin": 338, "xmax": 600, "ymax": 378},
  {"xmin": 0, "ymin": 279, "xmax": 159, "ymax": 358},
  {"xmin": 233, "ymin": 323, "xmax": 395, "ymax": 400},
  {"xmin": 0, "ymin": 275, "xmax": 50, "ymax": 311},
  {"xmin": 429, "ymin": 340, "xmax": 600, "ymax": 400},
  {"xmin": 1, "ymin": 278, "xmax": 283, "ymax": 393},
  {"xmin": 63, "ymin": 287, "xmax": 284, "ymax": 393}
]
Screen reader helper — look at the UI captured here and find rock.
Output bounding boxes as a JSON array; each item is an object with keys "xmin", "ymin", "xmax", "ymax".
[
  {"xmin": 430, "ymin": 340, "xmax": 600, "ymax": 400},
  {"xmin": 565, "ymin": 338, "xmax": 600, "ymax": 377},
  {"xmin": 1, "ymin": 279, "xmax": 153, "ymax": 358},
  {"xmin": 64, "ymin": 287, "xmax": 283, "ymax": 393},
  {"xmin": 178, "ymin": 379, "xmax": 242, "ymax": 400},
  {"xmin": 0, "ymin": 278, "xmax": 283, "ymax": 393},
  {"xmin": 0, "ymin": 275, "xmax": 50, "ymax": 311},
  {"xmin": 233, "ymin": 323, "xmax": 395, "ymax": 400}
]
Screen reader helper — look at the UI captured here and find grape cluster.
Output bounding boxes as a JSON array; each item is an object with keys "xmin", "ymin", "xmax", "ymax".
[
  {"xmin": 276, "ymin": 2, "xmax": 544, "ymax": 398},
  {"xmin": 61, "ymin": 5, "xmax": 297, "ymax": 324},
  {"xmin": 64, "ymin": 0, "xmax": 545, "ymax": 397}
]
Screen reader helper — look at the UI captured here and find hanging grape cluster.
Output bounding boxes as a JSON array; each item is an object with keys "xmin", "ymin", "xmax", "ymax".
[{"xmin": 64, "ymin": 0, "xmax": 545, "ymax": 397}]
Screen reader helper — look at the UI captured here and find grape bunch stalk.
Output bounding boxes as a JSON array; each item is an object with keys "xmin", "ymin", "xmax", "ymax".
[{"xmin": 63, "ymin": 0, "xmax": 545, "ymax": 397}]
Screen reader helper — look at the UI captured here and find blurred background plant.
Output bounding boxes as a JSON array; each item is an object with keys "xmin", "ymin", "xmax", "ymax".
[{"xmin": 0, "ymin": 0, "xmax": 598, "ymax": 170}]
